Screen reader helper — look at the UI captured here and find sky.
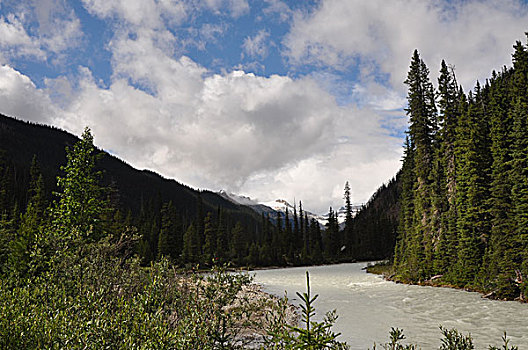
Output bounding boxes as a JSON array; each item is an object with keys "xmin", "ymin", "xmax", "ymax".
[{"xmin": 0, "ymin": 0, "xmax": 528, "ymax": 214}]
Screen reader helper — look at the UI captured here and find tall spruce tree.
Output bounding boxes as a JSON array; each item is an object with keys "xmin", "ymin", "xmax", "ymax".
[
  {"xmin": 182, "ymin": 223, "xmax": 200, "ymax": 264},
  {"xmin": 403, "ymin": 50, "xmax": 437, "ymax": 279},
  {"xmin": 454, "ymin": 85, "xmax": 490, "ymax": 285},
  {"xmin": 508, "ymin": 38, "xmax": 528, "ymax": 297},
  {"xmin": 157, "ymin": 201, "xmax": 181, "ymax": 262},
  {"xmin": 432, "ymin": 61, "xmax": 460, "ymax": 275},
  {"xmin": 202, "ymin": 212, "xmax": 217, "ymax": 265},
  {"xmin": 343, "ymin": 182, "xmax": 354, "ymax": 257}
]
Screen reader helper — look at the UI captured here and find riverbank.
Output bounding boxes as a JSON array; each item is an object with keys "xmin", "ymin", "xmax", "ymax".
[{"xmin": 365, "ymin": 261, "xmax": 527, "ymax": 303}]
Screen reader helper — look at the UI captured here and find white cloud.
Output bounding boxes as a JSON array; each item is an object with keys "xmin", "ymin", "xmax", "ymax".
[
  {"xmin": 240, "ymin": 107, "xmax": 402, "ymax": 213},
  {"xmin": 58, "ymin": 65, "xmax": 342, "ymax": 193},
  {"xmin": 0, "ymin": 0, "xmax": 414, "ymax": 214},
  {"xmin": 33, "ymin": 0, "xmax": 83, "ymax": 55},
  {"xmin": 284, "ymin": 0, "xmax": 528, "ymax": 92},
  {"xmin": 0, "ymin": 14, "xmax": 45, "ymax": 60},
  {"xmin": 0, "ymin": 44, "xmax": 401, "ymax": 215},
  {"xmin": 263, "ymin": 0, "xmax": 293, "ymax": 23},
  {"xmin": 242, "ymin": 30, "xmax": 271, "ymax": 59},
  {"xmin": 203, "ymin": 0, "xmax": 249, "ymax": 18},
  {"xmin": 81, "ymin": 0, "xmax": 165, "ymax": 28},
  {"xmin": 0, "ymin": 1, "xmax": 83, "ymax": 63},
  {"xmin": 0, "ymin": 65, "xmax": 57, "ymax": 122}
]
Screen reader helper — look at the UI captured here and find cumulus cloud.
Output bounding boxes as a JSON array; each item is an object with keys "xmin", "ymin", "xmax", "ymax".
[
  {"xmin": 57, "ymin": 65, "xmax": 343, "ymax": 193},
  {"xmin": 284, "ymin": 0, "xmax": 528, "ymax": 92},
  {"xmin": 0, "ymin": 65, "xmax": 57, "ymax": 122},
  {"xmin": 0, "ymin": 39, "xmax": 400, "ymax": 214},
  {"xmin": 14, "ymin": 0, "xmax": 527, "ymax": 214},
  {"xmin": 81, "ymin": 0, "xmax": 168, "ymax": 28},
  {"xmin": 240, "ymin": 106, "xmax": 402, "ymax": 213}
]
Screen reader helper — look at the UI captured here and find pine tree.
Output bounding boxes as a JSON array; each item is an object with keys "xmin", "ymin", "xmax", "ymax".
[
  {"xmin": 274, "ymin": 211, "xmax": 283, "ymax": 264},
  {"xmin": 454, "ymin": 86, "xmax": 490, "ymax": 285},
  {"xmin": 299, "ymin": 201, "xmax": 306, "ymax": 259},
  {"xmin": 343, "ymin": 182, "xmax": 354, "ymax": 257},
  {"xmin": 482, "ymin": 68, "xmax": 515, "ymax": 291},
  {"xmin": 216, "ymin": 209, "xmax": 229, "ymax": 263},
  {"xmin": 393, "ymin": 137, "xmax": 415, "ymax": 273},
  {"xmin": 202, "ymin": 212, "xmax": 217, "ymax": 265},
  {"xmin": 10, "ymin": 156, "xmax": 47, "ymax": 276},
  {"xmin": 508, "ymin": 38, "xmax": 528, "ymax": 297},
  {"xmin": 230, "ymin": 222, "xmax": 246, "ymax": 265},
  {"xmin": 157, "ymin": 201, "xmax": 181, "ymax": 262},
  {"xmin": 284, "ymin": 208, "xmax": 293, "ymax": 260},
  {"xmin": 293, "ymin": 203, "xmax": 300, "ymax": 257},
  {"xmin": 309, "ymin": 218, "xmax": 323, "ymax": 263},
  {"xmin": 401, "ymin": 50, "xmax": 437, "ymax": 279},
  {"xmin": 432, "ymin": 61, "xmax": 460, "ymax": 275},
  {"xmin": 324, "ymin": 207, "xmax": 339, "ymax": 259},
  {"xmin": 182, "ymin": 223, "xmax": 200, "ymax": 264}
]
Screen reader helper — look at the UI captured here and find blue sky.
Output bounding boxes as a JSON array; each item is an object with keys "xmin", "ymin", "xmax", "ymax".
[{"xmin": 1, "ymin": 0, "xmax": 527, "ymax": 213}]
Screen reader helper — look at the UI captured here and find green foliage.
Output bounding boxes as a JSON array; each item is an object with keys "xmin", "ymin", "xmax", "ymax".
[
  {"xmin": 372, "ymin": 327, "xmax": 517, "ymax": 350},
  {"xmin": 438, "ymin": 327, "xmax": 474, "ymax": 350},
  {"xmin": 49, "ymin": 127, "xmax": 109, "ymax": 242},
  {"xmin": 265, "ymin": 272, "xmax": 349, "ymax": 350},
  {"xmin": 182, "ymin": 223, "xmax": 200, "ymax": 264},
  {"xmin": 394, "ymin": 35, "xmax": 528, "ymax": 298},
  {"xmin": 0, "ymin": 245, "xmax": 259, "ymax": 349},
  {"xmin": 371, "ymin": 328, "xmax": 416, "ymax": 350}
]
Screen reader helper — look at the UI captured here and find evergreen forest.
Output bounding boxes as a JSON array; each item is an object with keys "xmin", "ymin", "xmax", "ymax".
[{"xmin": 393, "ymin": 34, "xmax": 528, "ymax": 301}]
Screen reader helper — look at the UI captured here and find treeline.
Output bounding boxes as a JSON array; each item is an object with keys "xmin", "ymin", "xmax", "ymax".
[
  {"xmin": 0, "ymin": 145, "xmax": 356, "ymax": 268},
  {"xmin": 0, "ymin": 115, "xmax": 356, "ymax": 268},
  {"xmin": 393, "ymin": 34, "xmax": 528, "ymax": 300},
  {"xmin": 132, "ymin": 193, "xmax": 331, "ymax": 267},
  {"xmin": 348, "ymin": 175, "xmax": 400, "ymax": 260},
  {"xmin": 0, "ymin": 145, "xmax": 327, "ymax": 269}
]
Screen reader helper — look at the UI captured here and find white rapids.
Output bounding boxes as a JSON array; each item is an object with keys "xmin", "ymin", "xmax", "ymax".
[{"xmin": 252, "ymin": 262, "xmax": 528, "ymax": 349}]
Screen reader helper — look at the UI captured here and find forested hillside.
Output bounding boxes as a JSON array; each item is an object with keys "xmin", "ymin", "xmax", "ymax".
[
  {"xmin": 0, "ymin": 115, "xmax": 269, "ymax": 267},
  {"xmin": 0, "ymin": 114, "xmax": 359, "ymax": 267},
  {"xmin": 348, "ymin": 174, "xmax": 401, "ymax": 260},
  {"xmin": 393, "ymin": 34, "xmax": 528, "ymax": 300}
]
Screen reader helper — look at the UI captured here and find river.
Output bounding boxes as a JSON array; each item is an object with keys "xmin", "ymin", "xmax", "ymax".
[{"xmin": 252, "ymin": 262, "xmax": 528, "ymax": 349}]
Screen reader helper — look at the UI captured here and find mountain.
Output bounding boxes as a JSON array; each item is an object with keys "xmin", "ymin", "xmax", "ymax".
[
  {"xmin": 0, "ymin": 113, "xmax": 262, "ymax": 235},
  {"xmin": 218, "ymin": 190, "xmax": 363, "ymax": 228}
]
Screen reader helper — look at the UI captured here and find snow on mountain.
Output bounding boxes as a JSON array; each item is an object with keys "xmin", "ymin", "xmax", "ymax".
[
  {"xmin": 217, "ymin": 190, "xmax": 259, "ymax": 206},
  {"xmin": 217, "ymin": 190, "xmax": 364, "ymax": 228}
]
